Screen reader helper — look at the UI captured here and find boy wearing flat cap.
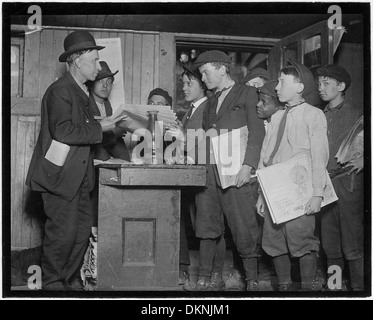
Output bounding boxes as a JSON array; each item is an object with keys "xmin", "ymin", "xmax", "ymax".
[
  {"xmin": 148, "ymin": 87, "xmax": 173, "ymax": 106},
  {"xmin": 317, "ymin": 65, "xmax": 364, "ymax": 291},
  {"xmin": 243, "ymin": 67, "xmax": 270, "ymax": 89},
  {"xmin": 188, "ymin": 50, "xmax": 265, "ymax": 291},
  {"xmin": 166, "ymin": 64, "xmax": 210, "ymax": 287},
  {"xmin": 256, "ymin": 80, "xmax": 284, "ymax": 128},
  {"xmin": 26, "ymin": 31, "xmax": 125, "ymax": 290},
  {"xmin": 256, "ymin": 61, "xmax": 329, "ymax": 291},
  {"xmin": 224, "ymin": 80, "xmax": 285, "ymax": 291},
  {"xmin": 133, "ymin": 87, "xmax": 173, "ymax": 159}
]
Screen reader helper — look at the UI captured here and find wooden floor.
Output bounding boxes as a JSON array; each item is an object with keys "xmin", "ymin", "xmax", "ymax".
[
  {"xmin": 10, "ymin": 249, "xmax": 237, "ymax": 291},
  {"xmin": 11, "ymin": 249, "xmax": 278, "ymax": 292}
]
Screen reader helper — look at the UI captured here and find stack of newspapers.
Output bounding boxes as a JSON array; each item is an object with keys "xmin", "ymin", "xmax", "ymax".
[
  {"xmin": 256, "ymin": 153, "xmax": 338, "ymax": 224},
  {"xmin": 112, "ymin": 104, "xmax": 177, "ymax": 130},
  {"xmin": 211, "ymin": 126, "xmax": 258, "ymax": 189},
  {"xmin": 335, "ymin": 115, "xmax": 363, "ymax": 164}
]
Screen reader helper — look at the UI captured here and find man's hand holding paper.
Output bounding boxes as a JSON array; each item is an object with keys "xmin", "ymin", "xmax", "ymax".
[
  {"xmin": 100, "ymin": 114, "xmax": 127, "ymax": 132},
  {"xmin": 165, "ymin": 121, "xmax": 185, "ymax": 142}
]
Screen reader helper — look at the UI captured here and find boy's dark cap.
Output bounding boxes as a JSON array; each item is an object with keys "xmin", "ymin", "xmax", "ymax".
[
  {"xmin": 182, "ymin": 64, "xmax": 203, "ymax": 81},
  {"xmin": 59, "ymin": 30, "xmax": 105, "ymax": 62},
  {"xmin": 257, "ymin": 80, "xmax": 278, "ymax": 99},
  {"xmin": 194, "ymin": 50, "xmax": 230, "ymax": 67},
  {"xmin": 316, "ymin": 64, "xmax": 351, "ymax": 91},
  {"xmin": 95, "ymin": 61, "xmax": 118, "ymax": 81},
  {"xmin": 148, "ymin": 88, "xmax": 173, "ymax": 106},
  {"xmin": 287, "ymin": 60, "xmax": 317, "ymax": 97},
  {"xmin": 243, "ymin": 68, "xmax": 270, "ymax": 83}
]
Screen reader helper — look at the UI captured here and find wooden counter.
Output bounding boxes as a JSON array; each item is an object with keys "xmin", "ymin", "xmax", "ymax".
[{"xmin": 97, "ymin": 164, "xmax": 206, "ymax": 290}]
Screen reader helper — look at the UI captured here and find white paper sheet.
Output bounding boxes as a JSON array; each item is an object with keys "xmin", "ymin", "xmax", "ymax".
[
  {"xmin": 211, "ymin": 126, "xmax": 251, "ymax": 189},
  {"xmin": 257, "ymin": 153, "xmax": 338, "ymax": 224},
  {"xmin": 45, "ymin": 139, "xmax": 70, "ymax": 166}
]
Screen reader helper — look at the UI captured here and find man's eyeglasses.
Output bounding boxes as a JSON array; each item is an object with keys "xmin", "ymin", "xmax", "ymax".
[{"xmin": 98, "ymin": 78, "xmax": 114, "ymax": 85}]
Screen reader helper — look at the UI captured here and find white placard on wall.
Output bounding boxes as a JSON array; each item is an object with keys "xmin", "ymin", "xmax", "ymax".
[{"xmin": 95, "ymin": 38, "xmax": 125, "ymax": 113}]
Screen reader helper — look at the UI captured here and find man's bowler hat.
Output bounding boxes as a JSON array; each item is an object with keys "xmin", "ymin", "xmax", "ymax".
[{"xmin": 59, "ymin": 31, "xmax": 105, "ymax": 62}]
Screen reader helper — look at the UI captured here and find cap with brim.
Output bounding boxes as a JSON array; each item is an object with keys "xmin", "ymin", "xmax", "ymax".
[
  {"xmin": 182, "ymin": 64, "xmax": 203, "ymax": 81},
  {"xmin": 148, "ymin": 88, "xmax": 173, "ymax": 106},
  {"xmin": 287, "ymin": 60, "xmax": 317, "ymax": 97},
  {"xmin": 285, "ymin": 60, "xmax": 323, "ymax": 106},
  {"xmin": 59, "ymin": 30, "xmax": 105, "ymax": 62},
  {"xmin": 244, "ymin": 68, "xmax": 270, "ymax": 84},
  {"xmin": 95, "ymin": 61, "xmax": 118, "ymax": 81},
  {"xmin": 316, "ymin": 64, "xmax": 351, "ymax": 91},
  {"xmin": 194, "ymin": 50, "xmax": 230, "ymax": 67},
  {"xmin": 257, "ymin": 80, "xmax": 278, "ymax": 99}
]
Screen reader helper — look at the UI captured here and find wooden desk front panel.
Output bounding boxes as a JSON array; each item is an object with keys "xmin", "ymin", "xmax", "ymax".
[{"xmin": 97, "ymin": 185, "xmax": 180, "ymax": 290}]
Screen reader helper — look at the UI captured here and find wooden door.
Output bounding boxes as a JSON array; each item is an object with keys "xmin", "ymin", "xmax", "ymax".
[
  {"xmin": 268, "ymin": 20, "xmax": 333, "ymax": 80},
  {"xmin": 267, "ymin": 19, "xmax": 364, "ymax": 109}
]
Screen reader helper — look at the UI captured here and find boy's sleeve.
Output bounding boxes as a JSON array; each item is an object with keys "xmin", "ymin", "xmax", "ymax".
[
  {"xmin": 257, "ymin": 135, "xmax": 268, "ymax": 194},
  {"xmin": 308, "ymin": 109, "xmax": 329, "ymax": 197},
  {"xmin": 243, "ymin": 87, "xmax": 265, "ymax": 169}
]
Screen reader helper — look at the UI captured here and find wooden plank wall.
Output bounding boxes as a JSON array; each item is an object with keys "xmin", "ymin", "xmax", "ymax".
[
  {"xmin": 18, "ymin": 28, "xmax": 163, "ymax": 110},
  {"xmin": 11, "ymin": 27, "xmax": 169, "ymax": 248},
  {"xmin": 159, "ymin": 32, "xmax": 175, "ymax": 100},
  {"xmin": 91, "ymin": 30, "xmax": 161, "ymax": 104},
  {"xmin": 11, "ymin": 115, "xmax": 43, "ymax": 248}
]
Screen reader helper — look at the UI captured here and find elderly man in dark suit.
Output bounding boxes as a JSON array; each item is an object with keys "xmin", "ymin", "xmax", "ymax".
[
  {"xmin": 26, "ymin": 31, "xmax": 125, "ymax": 290},
  {"xmin": 189, "ymin": 50, "xmax": 265, "ymax": 291}
]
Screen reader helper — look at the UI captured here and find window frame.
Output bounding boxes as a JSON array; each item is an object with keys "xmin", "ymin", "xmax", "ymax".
[{"xmin": 11, "ymin": 36, "xmax": 25, "ymax": 98}]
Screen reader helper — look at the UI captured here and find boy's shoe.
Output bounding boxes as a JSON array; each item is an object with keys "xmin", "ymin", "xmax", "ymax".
[
  {"xmin": 246, "ymin": 279, "xmax": 272, "ymax": 291},
  {"xmin": 178, "ymin": 270, "xmax": 190, "ymax": 285},
  {"xmin": 246, "ymin": 279, "xmax": 259, "ymax": 291},
  {"xmin": 224, "ymin": 269, "xmax": 246, "ymax": 291},
  {"xmin": 278, "ymin": 282, "xmax": 293, "ymax": 291},
  {"xmin": 301, "ymin": 279, "xmax": 325, "ymax": 291},
  {"xmin": 208, "ymin": 272, "xmax": 226, "ymax": 291},
  {"xmin": 65, "ymin": 276, "xmax": 84, "ymax": 291},
  {"xmin": 183, "ymin": 276, "xmax": 210, "ymax": 291}
]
